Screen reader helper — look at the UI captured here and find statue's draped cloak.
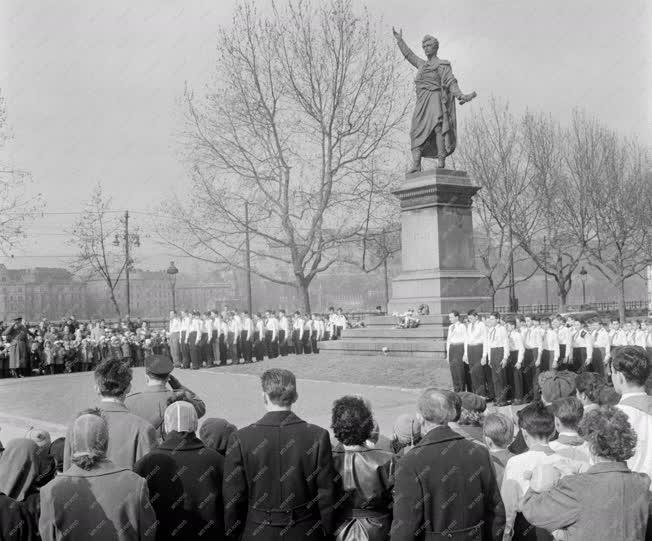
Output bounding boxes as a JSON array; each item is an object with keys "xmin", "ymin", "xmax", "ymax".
[{"xmin": 410, "ymin": 59, "xmax": 460, "ymax": 158}]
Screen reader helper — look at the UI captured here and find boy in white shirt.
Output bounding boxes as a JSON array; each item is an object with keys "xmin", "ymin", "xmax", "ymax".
[{"xmin": 501, "ymin": 401, "xmax": 574, "ymax": 541}]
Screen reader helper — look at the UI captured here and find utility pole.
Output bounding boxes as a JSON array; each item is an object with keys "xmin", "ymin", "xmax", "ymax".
[
  {"xmin": 508, "ymin": 225, "xmax": 518, "ymax": 313},
  {"xmin": 543, "ymin": 235, "xmax": 549, "ymax": 307},
  {"xmin": 244, "ymin": 202, "xmax": 252, "ymax": 315},
  {"xmin": 383, "ymin": 258, "xmax": 390, "ymax": 312},
  {"xmin": 124, "ymin": 210, "xmax": 131, "ymax": 317}
]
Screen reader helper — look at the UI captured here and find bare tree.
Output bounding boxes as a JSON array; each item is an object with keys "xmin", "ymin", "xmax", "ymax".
[
  {"xmin": 578, "ymin": 114, "xmax": 652, "ymax": 321},
  {"xmin": 165, "ymin": 0, "xmax": 408, "ymax": 312},
  {"xmin": 68, "ymin": 184, "xmax": 138, "ymax": 317},
  {"xmin": 459, "ymin": 98, "xmax": 539, "ymax": 310},
  {"xmin": 0, "ymin": 91, "xmax": 43, "ymax": 253}
]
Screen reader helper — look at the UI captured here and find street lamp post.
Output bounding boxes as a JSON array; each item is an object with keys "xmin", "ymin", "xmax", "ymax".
[
  {"xmin": 579, "ymin": 265, "xmax": 587, "ymax": 306},
  {"xmin": 167, "ymin": 261, "xmax": 179, "ymax": 312}
]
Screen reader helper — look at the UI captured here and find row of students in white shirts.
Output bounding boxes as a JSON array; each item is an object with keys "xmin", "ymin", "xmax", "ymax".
[
  {"xmin": 448, "ymin": 314, "xmax": 652, "ymax": 365},
  {"xmin": 168, "ymin": 309, "xmax": 329, "ymax": 343}
]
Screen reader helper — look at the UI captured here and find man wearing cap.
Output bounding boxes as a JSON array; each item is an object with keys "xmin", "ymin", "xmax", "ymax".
[{"xmin": 125, "ymin": 354, "xmax": 206, "ymax": 439}]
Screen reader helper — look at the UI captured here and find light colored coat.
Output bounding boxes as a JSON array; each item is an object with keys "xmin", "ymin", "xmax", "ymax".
[{"xmin": 39, "ymin": 461, "xmax": 156, "ymax": 540}]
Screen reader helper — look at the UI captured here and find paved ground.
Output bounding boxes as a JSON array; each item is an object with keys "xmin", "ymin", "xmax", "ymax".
[{"xmin": 0, "ymin": 352, "xmax": 449, "ymax": 444}]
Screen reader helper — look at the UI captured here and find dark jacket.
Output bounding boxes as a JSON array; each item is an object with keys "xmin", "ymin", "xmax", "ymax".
[
  {"xmin": 134, "ymin": 431, "xmax": 225, "ymax": 541},
  {"xmin": 39, "ymin": 461, "xmax": 157, "ymax": 541},
  {"xmin": 390, "ymin": 425, "xmax": 505, "ymax": 541},
  {"xmin": 332, "ymin": 445, "xmax": 397, "ymax": 541},
  {"xmin": 0, "ymin": 493, "xmax": 36, "ymax": 541},
  {"xmin": 522, "ymin": 461, "xmax": 651, "ymax": 541},
  {"xmin": 223, "ymin": 410, "xmax": 341, "ymax": 541}
]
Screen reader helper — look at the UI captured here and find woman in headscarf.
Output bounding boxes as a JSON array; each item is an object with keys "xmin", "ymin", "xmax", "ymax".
[
  {"xmin": 134, "ymin": 399, "xmax": 225, "ymax": 540},
  {"xmin": 331, "ymin": 396, "xmax": 396, "ymax": 541},
  {"xmin": 0, "ymin": 438, "xmax": 42, "ymax": 526},
  {"xmin": 198, "ymin": 417, "xmax": 237, "ymax": 457},
  {"xmin": 38, "ymin": 411, "xmax": 157, "ymax": 541}
]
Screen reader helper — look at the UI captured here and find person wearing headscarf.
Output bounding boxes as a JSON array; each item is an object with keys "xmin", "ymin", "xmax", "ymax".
[
  {"xmin": 390, "ymin": 413, "xmax": 422, "ymax": 456},
  {"xmin": 134, "ymin": 399, "xmax": 225, "ymax": 541},
  {"xmin": 26, "ymin": 429, "xmax": 57, "ymax": 488},
  {"xmin": 39, "ymin": 411, "xmax": 157, "ymax": 541},
  {"xmin": 0, "ymin": 439, "xmax": 42, "ymax": 527},
  {"xmin": 198, "ymin": 417, "xmax": 237, "ymax": 457}
]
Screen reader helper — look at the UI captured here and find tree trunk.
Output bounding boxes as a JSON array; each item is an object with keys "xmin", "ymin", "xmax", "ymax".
[
  {"xmin": 557, "ymin": 280, "xmax": 568, "ymax": 312},
  {"xmin": 490, "ymin": 289, "xmax": 496, "ymax": 312},
  {"xmin": 109, "ymin": 289, "xmax": 121, "ymax": 318},
  {"xmin": 298, "ymin": 279, "xmax": 311, "ymax": 314},
  {"xmin": 618, "ymin": 274, "xmax": 626, "ymax": 323},
  {"xmin": 383, "ymin": 259, "xmax": 390, "ymax": 312}
]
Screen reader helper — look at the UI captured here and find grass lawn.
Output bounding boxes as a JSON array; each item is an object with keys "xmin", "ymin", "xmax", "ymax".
[{"xmin": 213, "ymin": 351, "xmax": 452, "ymax": 389}]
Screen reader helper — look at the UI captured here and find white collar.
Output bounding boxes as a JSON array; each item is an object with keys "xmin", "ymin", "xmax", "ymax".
[{"xmin": 620, "ymin": 391, "xmax": 647, "ymax": 399}]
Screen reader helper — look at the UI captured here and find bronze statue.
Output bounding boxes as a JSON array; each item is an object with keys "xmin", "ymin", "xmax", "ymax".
[{"xmin": 393, "ymin": 28, "xmax": 477, "ymax": 172}]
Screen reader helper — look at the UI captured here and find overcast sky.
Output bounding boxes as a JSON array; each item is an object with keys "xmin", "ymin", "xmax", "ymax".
[{"xmin": 1, "ymin": 0, "xmax": 650, "ymax": 270}]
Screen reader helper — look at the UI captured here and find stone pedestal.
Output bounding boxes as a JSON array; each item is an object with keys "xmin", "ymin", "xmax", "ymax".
[{"xmin": 388, "ymin": 169, "xmax": 491, "ymax": 314}]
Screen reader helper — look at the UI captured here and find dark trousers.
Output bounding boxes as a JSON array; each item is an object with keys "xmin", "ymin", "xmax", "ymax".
[
  {"xmin": 265, "ymin": 331, "xmax": 278, "ymax": 358},
  {"xmin": 489, "ymin": 347, "xmax": 508, "ymax": 405},
  {"xmin": 278, "ymin": 330, "xmax": 288, "ymax": 356},
  {"xmin": 591, "ymin": 347, "xmax": 606, "ymax": 377},
  {"xmin": 448, "ymin": 343, "xmax": 466, "ymax": 392},
  {"xmin": 558, "ymin": 344, "xmax": 566, "ymax": 367},
  {"xmin": 507, "ymin": 350, "xmax": 523, "ymax": 402},
  {"xmin": 219, "ymin": 334, "xmax": 227, "ymax": 364},
  {"xmin": 311, "ymin": 336, "xmax": 319, "ymax": 354},
  {"xmin": 210, "ymin": 331, "xmax": 220, "ymax": 365},
  {"xmin": 199, "ymin": 333, "xmax": 211, "ymax": 365},
  {"xmin": 293, "ymin": 330, "xmax": 304, "ymax": 354},
  {"xmin": 303, "ymin": 334, "xmax": 312, "ymax": 354},
  {"xmin": 180, "ymin": 331, "xmax": 191, "ymax": 368},
  {"xmin": 241, "ymin": 331, "xmax": 252, "ymax": 362},
  {"xmin": 572, "ymin": 347, "xmax": 587, "ymax": 373},
  {"xmin": 522, "ymin": 348, "xmax": 537, "ymax": 402},
  {"xmin": 227, "ymin": 332, "xmax": 238, "ymax": 364},
  {"xmin": 188, "ymin": 332, "xmax": 201, "ymax": 369},
  {"xmin": 253, "ymin": 332, "xmax": 265, "ymax": 361},
  {"xmin": 468, "ymin": 344, "xmax": 489, "ymax": 398}
]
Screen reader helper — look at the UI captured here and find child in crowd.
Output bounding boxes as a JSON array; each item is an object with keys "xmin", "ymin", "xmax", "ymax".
[
  {"xmin": 483, "ymin": 413, "xmax": 515, "ymax": 486},
  {"xmin": 501, "ymin": 401, "xmax": 575, "ymax": 541},
  {"xmin": 549, "ymin": 397, "xmax": 591, "ymax": 465}
]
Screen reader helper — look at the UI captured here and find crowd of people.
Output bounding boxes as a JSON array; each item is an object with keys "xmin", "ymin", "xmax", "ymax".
[
  {"xmin": 0, "ymin": 306, "xmax": 352, "ymax": 378},
  {"xmin": 0, "ymin": 340, "xmax": 650, "ymax": 540}
]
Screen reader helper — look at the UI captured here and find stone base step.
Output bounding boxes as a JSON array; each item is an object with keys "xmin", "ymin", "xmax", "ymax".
[
  {"xmin": 319, "ymin": 339, "xmax": 446, "ymax": 358},
  {"xmin": 344, "ymin": 327, "xmax": 447, "ymax": 340}
]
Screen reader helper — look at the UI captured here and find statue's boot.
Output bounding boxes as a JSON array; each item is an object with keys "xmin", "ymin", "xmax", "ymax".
[
  {"xmin": 407, "ymin": 149, "xmax": 422, "ymax": 173},
  {"xmin": 437, "ymin": 156, "xmax": 446, "ymax": 169}
]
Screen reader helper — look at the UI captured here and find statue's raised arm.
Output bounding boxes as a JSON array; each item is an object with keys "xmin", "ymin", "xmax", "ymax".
[
  {"xmin": 394, "ymin": 28, "xmax": 477, "ymax": 172},
  {"xmin": 392, "ymin": 27, "xmax": 424, "ymax": 69}
]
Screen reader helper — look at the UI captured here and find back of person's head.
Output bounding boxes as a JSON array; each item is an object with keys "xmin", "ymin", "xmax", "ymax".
[
  {"xmin": 0, "ymin": 438, "xmax": 40, "ymax": 500},
  {"xmin": 71, "ymin": 410, "xmax": 108, "ymax": 470},
  {"xmin": 597, "ymin": 385, "xmax": 621, "ymax": 406},
  {"xmin": 49, "ymin": 437, "xmax": 66, "ymax": 473},
  {"xmin": 261, "ymin": 369, "xmax": 298, "ymax": 407},
  {"xmin": 417, "ymin": 388, "xmax": 456, "ymax": 425},
  {"xmin": 579, "ymin": 406, "xmax": 637, "ymax": 462},
  {"xmin": 575, "ymin": 372, "xmax": 606, "ymax": 404},
  {"xmin": 331, "ymin": 396, "xmax": 374, "ymax": 446},
  {"xmin": 551, "ymin": 397, "xmax": 584, "ymax": 431},
  {"xmin": 483, "ymin": 413, "xmax": 515, "ymax": 449},
  {"xmin": 611, "ymin": 346, "xmax": 649, "ymax": 388},
  {"xmin": 393, "ymin": 413, "xmax": 421, "ymax": 446},
  {"xmin": 539, "ymin": 370, "xmax": 577, "ymax": 404},
  {"xmin": 94, "ymin": 358, "xmax": 132, "ymax": 398},
  {"xmin": 199, "ymin": 418, "xmax": 237, "ymax": 456},
  {"xmin": 164, "ymin": 400, "xmax": 198, "ymax": 435},
  {"xmin": 518, "ymin": 400, "xmax": 555, "ymax": 440}
]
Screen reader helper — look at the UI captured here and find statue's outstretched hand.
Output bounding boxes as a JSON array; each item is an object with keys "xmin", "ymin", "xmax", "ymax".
[
  {"xmin": 392, "ymin": 27, "xmax": 403, "ymax": 40},
  {"xmin": 458, "ymin": 92, "xmax": 477, "ymax": 105}
]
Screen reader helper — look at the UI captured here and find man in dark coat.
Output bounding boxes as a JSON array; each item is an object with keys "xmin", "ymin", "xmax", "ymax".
[
  {"xmin": 135, "ymin": 400, "xmax": 225, "ymax": 541},
  {"xmin": 0, "ymin": 491, "xmax": 35, "ymax": 540},
  {"xmin": 390, "ymin": 388, "xmax": 505, "ymax": 541},
  {"xmin": 223, "ymin": 368, "xmax": 341, "ymax": 541},
  {"xmin": 2, "ymin": 317, "xmax": 29, "ymax": 378}
]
